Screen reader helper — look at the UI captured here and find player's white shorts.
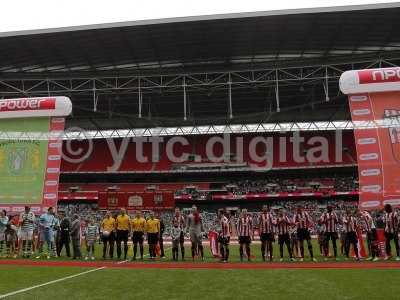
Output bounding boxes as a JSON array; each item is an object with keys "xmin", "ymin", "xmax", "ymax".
[
  {"xmin": 0, "ymin": 232, "xmax": 5, "ymax": 241},
  {"xmin": 20, "ymin": 230, "xmax": 34, "ymax": 240}
]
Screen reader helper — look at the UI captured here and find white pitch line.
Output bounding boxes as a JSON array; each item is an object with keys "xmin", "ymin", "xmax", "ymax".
[
  {"xmin": 116, "ymin": 260, "xmax": 128, "ymax": 264},
  {"xmin": 0, "ymin": 267, "xmax": 106, "ymax": 299},
  {"xmin": 0, "ymin": 246, "xmax": 173, "ymax": 298}
]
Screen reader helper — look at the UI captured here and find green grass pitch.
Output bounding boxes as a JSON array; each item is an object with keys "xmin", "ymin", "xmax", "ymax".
[
  {"xmin": 1, "ymin": 242, "xmax": 400, "ymax": 300},
  {"xmin": 1, "ymin": 266, "xmax": 399, "ymax": 300}
]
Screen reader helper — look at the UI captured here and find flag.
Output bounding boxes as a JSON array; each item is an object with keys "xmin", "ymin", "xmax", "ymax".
[
  {"xmin": 352, "ymin": 228, "xmax": 367, "ymax": 258},
  {"xmin": 208, "ymin": 231, "xmax": 220, "ymax": 258}
]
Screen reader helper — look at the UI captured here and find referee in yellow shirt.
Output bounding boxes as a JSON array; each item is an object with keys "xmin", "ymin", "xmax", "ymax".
[
  {"xmin": 130, "ymin": 210, "xmax": 146, "ymax": 260},
  {"xmin": 146, "ymin": 211, "xmax": 160, "ymax": 259},
  {"xmin": 100, "ymin": 211, "xmax": 116, "ymax": 259},
  {"xmin": 116, "ymin": 208, "xmax": 130, "ymax": 260}
]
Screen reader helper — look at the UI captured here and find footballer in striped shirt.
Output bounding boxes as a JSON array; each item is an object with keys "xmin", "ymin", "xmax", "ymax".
[
  {"xmin": 237, "ymin": 209, "xmax": 253, "ymax": 262},
  {"xmin": 19, "ymin": 206, "xmax": 36, "ymax": 258},
  {"xmin": 383, "ymin": 204, "xmax": 400, "ymax": 260},
  {"xmin": 356, "ymin": 209, "xmax": 378, "ymax": 260},
  {"xmin": 218, "ymin": 209, "xmax": 231, "ymax": 262},
  {"xmin": 293, "ymin": 206, "xmax": 316, "ymax": 262},
  {"xmin": 85, "ymin": 218, "xmax": 99, "ymax": 260},
  {"xmin": 276, "ymin": 209, "xmax": 294, "ymax": 262},
  {"xmin": 259, "ymin": 205, "xmax": 275, "ymax": 261},
  {"xmin": 319, "ymin": 205, "xmax": 339, "ymax": 260},
  {"xmin": 342, "ymin": 210, "xmax": 360, "ymax": 260}
]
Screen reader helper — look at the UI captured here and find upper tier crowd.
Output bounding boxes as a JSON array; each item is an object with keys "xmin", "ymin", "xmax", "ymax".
[{"xmin": 175, "ymin": 176, "xmax": 359, "ymax": 198}]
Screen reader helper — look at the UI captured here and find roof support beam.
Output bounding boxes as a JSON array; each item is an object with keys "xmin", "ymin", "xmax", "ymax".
[
  {"xmin": 138, "ymin": 77, "xmax": 142, "ymax": 118},
  {"xmin": 275, "ymin": 69, "xmax": 280, "ymax": 112},
  {"xmin": 183, "ymin": 76, "xmax": 187, "ymax": 121},
  {"xmin": 323, "ymin": 66, "xmax": 330, "ymax": 102},
  {"xmin": 1, "ymin": 57, "xmax": 400, "ymax": 97},
  {"xmin": 228, "ymin": 73, "xmax": 233, "ymax": 119}
]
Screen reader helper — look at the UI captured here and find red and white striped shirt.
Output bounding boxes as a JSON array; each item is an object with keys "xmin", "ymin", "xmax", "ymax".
[
  {"xmin": 172, "ymin": 214, "xmax": 185, "ymax": 229},
  {"xmin": 293, "ymin": 211, "xmax": 312, "ymax": 229},
  {"xmin": 276, "ymin": 216, "xmax": 291, "ymax": 235},
  {"xmin": 360, "ymin": 211, "xmax": 375, "ymax": 232},
  {"xmin": 343, "ymin": 216, "xmax": 358, "ymax": 233},
  {"xmin": 259, "ymin": 212, "xmax": 275, "ymax": 234},
  {"xmin": 320, "ymin": 212, "xmax": 338, "ymax": 233},
  {"xmin": 384, "ymin": 212, "xmax": 399, "ymax": 233},
  {"xmin": 237, "ymin": 216, "xmax": 253, "ymax": 237},
  {"xmin": 220, "ymin": 216, "xmax": 230, "ymax": 238}
]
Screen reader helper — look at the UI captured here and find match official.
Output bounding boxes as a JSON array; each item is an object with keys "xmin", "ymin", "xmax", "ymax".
[
  {"xmin": 116, "ymin": 208, "xmax": 130, "ymax": 260},
  {"xmin": 146, "ymin": 212, "xmax": 160, "ymax": 259},
  {"xmin": 130, "ymin": 210, "xmax": 146, "ymax": 260}
]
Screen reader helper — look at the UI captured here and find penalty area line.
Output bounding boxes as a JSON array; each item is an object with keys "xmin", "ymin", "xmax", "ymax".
[{"xmin": 0, "ymin": 267, "xmax": 106, "ymax": 299}]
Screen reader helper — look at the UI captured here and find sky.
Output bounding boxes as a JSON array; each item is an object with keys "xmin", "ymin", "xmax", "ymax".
[{"xmin": 0, "ymin": 0, "xmax": 399, "ymax": 33}]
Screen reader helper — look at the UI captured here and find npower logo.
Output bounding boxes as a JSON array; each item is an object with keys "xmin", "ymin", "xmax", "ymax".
[
  {"xmin": 0, "ymin": 98, "xmax": 55, "ymax": 112},
  {"xmin": 358, "ymin": 68, "xmax": 400, "ymax": 84}
]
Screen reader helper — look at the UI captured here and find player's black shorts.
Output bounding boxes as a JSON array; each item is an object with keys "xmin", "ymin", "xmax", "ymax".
[
  {"xmin": 278, "ymin": 233, "xmax": 290, "ymax": 244},
  {"xmin": 116, "ymin": 230, "xmax": 129, "ymax": 242},
  {"xmin": 147, "ymin": 233, "xmax": 159, "ymax": 245},
  {"xmin": 367, "ymin": 228, "xmax": 377, "ymax": 242},
  {"xmin": 384, "ymin": 231, "xmax": 398, "ymax": 240},
  {"xmin": 132, "ymin": 231, "xmax": 144, "ymax": 244},
  {"xmin": 218, "ymin": 236, "xmax": 230, "ymax": 245},
  {"xmin": 179, "ymin": 231, "xmax": 185, "ymax": 244},
  {"xmin": 345, "ymin": 231, "xmax": 357, "ymax": 243},
  {"xmin": 239, "ymin": 236, "xmax": 251, "ymax": 245},
  {"xmin": 325, "ymin": 232, "xmax": 338, "ymax": 241},
  {"xmin": 102, "ymin": 231, "xmax": 115, "ymax": 242},
  {"xmin": 260, "ymin": 232, "xmax": 275, "ymax": 242},
  {"xmin": 297, "ymin": 228, "xmax": 311, "ymax": 241}
]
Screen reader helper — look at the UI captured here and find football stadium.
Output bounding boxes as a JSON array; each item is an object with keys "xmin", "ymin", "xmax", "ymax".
[{"xmin": 1, "ymin": 2, "xmax": 400, "ymax": 299}]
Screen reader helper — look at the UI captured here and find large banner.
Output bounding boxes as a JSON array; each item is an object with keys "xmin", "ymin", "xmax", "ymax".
[
  {"xmin": 340, "ymin": 68, "xmax": 400, "ymax": 210},
  {"xmin": 0, "ymin": 97, "xmax": 71, "ymax": 213}
]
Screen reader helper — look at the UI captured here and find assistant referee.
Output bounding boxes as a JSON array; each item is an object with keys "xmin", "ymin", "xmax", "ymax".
[
  {"xmin": 130, "ymin": 210, "xmax": 146, "ymax": 260},
  {"xmin": 116, "ymin": 208, "xmax": 130, "ymax": 260},
  {"xmin": 146, "ymin": 212, "xmax": 160, "ymax": 259}
]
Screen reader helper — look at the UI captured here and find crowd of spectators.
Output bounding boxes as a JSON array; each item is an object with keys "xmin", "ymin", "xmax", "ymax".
[
  {"xmin": 227, "ymin": 177, "xmax": 358, "ymax": 195},
  {"xmin": 56, "ymin": 199, "xmax": 361, "ymax": 237},
  {"xmin": 175, "ymin": 176, "xmax": 359, "ymax": 198},
  {"xmin": 58, "ymin": 203, "xmax": 103, "ymax": 224}
]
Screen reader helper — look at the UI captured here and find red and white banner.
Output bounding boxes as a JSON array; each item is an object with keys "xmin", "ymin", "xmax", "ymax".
[
  {"xmin": 340, "ymin": 68, "xmax": 400, "ymax": 210},
  {"xmin": 0, "ymin": 97, "xmax": 71, "ymax": 119},
  {"xmin": 42, "ymin": 117, "xmax": 66, "ymax": 211}
]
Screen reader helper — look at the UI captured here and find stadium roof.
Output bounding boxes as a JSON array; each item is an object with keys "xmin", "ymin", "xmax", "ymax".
[
  {"xmin": 1, "ymin": 3, "xmax": 400, "ymax": 130},
  {"xmin": 1, "ymin": 2, "xmax": 400, "ymax": 75}
]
